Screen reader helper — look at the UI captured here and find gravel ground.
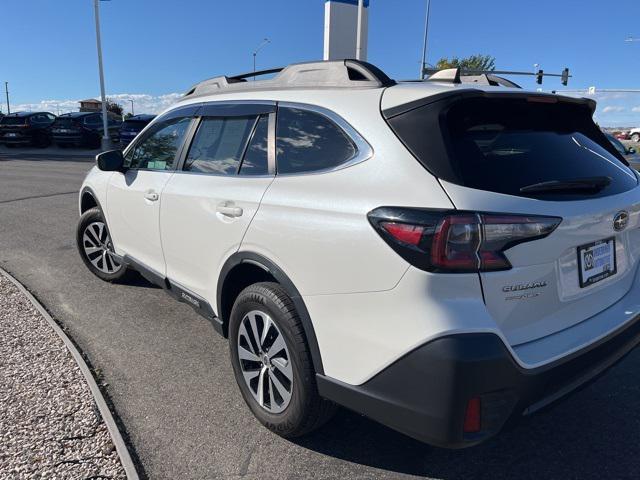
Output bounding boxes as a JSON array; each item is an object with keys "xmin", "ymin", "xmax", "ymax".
[{"xmin": 0, "ymin": 275, "xmax": 126, "ymax": 479}]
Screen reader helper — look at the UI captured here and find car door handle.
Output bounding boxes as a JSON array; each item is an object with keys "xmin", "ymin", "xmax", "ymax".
[
  {"xmin": 216, "ymin": 202, "xmax": 243, "ymax": 218},
  {"xmin": 144, "ymin": 191, "xmax": 159, "ymax": 201}
]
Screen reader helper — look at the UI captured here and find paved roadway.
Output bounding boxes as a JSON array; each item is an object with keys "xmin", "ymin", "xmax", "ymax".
[{"xmin": 2, "ymin": 152, "xmax": 640, "ymax": 479}]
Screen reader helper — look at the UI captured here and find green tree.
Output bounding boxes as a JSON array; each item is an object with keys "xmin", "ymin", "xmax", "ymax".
[
  {"xmin": 435, "ymin": 54, "xmax": 496, "ymax": 72},
  {"xmin": 106, "ymin": 98, "xmax": 123, "ymax": 117}
]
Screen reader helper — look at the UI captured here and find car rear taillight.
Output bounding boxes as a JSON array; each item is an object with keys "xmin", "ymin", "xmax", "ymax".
[{"xmin": 369, "ymin": 207, "xmax": 561, "ymax": 273}]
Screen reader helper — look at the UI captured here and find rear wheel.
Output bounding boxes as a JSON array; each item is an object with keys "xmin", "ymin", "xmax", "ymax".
[
  {"xmin": 76, "ymin": 207, "xmax": 131, "ymax": 282},
  {"xmin": 229, "ymin": 282, "xmax": 335, "ymax": 437}
]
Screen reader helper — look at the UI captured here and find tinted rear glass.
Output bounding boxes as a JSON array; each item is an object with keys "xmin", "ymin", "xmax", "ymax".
[
  {"xmin": 1, "ymin": 116, "xmax": 27, "ymax": 126},
  {"xmin": 388, "ymin": 96, "xmax": 637, "ymax": 200}
]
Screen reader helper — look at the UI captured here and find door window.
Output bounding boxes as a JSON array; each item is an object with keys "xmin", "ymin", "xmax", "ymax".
[
  {"xmin": 239, "ymin": 115, "xmax": 269, "ymax": 175},
  {"xmin": 184, "ymin": 116, "xmax": 257, "ymax": 175},
  {"xmin": 125, "ymin": 116, "xmax": 191, "ymax": 170}
]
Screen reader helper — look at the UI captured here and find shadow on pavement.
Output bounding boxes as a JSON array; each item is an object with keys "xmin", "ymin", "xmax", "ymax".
[{"xmin": 294, "ymin": 350, "xmax": 640, "ymax": 479}]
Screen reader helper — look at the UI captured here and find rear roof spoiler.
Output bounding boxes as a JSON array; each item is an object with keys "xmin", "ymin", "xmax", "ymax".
[{"xmin": 382, "ymin": 89, "xmax": 596, "ymax": 120}]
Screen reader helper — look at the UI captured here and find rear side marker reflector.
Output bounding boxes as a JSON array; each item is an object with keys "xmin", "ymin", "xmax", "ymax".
[
  {"xmin": 463, "ymin": 397, "xmax": 482, "ymax": 433},
  {"xmin": 368, "ymin": 207, "xmax": 561, "ymax": 273}
]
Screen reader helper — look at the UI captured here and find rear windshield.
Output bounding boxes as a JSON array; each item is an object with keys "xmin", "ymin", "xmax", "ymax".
[
  {"xmin": 54, "ymin": 117, "xmax": 80, "ymax": 127},
  {"xmin": 0, "ymin": 116, "xmax": 27, "ymax": 126},
  {"xmin": 387, "ymin": 96, "xmax": 638, "ymax": 200}
]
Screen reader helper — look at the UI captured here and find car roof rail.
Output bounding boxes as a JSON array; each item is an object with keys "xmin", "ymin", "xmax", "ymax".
[
  {"xmin": 183, "ymin": 59, "xmax": 396, "ymax": 98},
  {"xmin": 460, "ymin": 73, "xmax": 521, "ymax": 89}
]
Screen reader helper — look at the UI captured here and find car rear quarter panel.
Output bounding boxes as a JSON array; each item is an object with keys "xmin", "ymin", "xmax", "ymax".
[{"xmin": 240, "ymin": 88, "xmax": 455, "ymax": 295}]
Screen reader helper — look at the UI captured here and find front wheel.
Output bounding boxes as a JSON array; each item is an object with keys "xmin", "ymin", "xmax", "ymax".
[
  {"xmin": 229, "ymin": 282, "xmax": 336, "ymax": 438},
  {"xmin": 76, "ymin": 207, "xmax": 131, "ymax": 282}
]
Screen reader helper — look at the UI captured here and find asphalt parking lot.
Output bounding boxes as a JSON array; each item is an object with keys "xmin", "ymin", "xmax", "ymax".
[{"xmin": 2, "ymin": 150, "xmax": 640, "ymax": 479}]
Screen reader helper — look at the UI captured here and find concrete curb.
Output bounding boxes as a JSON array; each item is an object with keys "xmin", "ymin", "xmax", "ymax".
[{"xmin": 0, "ymin": 267, "xmax": 140, "ymax": 480}]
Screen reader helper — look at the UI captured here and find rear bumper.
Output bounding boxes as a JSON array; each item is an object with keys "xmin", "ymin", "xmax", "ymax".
[
  {"xmin": 317, "ymin": 313, "xmax": 640, "ymax": 448},
  {"xmin": 53, "ymin": 135, "xmax": 84, "ymax": 143},
  {"xmin": 2, "ymin": 137, "xmax": 31, "ymax": 144}
]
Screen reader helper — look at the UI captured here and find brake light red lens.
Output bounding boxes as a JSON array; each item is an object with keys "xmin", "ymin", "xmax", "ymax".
[
  {"xmin": 368, "ymin": 208, "xmax": 561, "ymax": 273},
  {"xmin": 380, "ymin": 222, "xmax": 425, "ymax": 246},
  {"xmin": 463, "ymin": 397, "xmax": 481, "ymax": 433},
  {"xmin": 431, "ymin": 214, "xmax": 481, "ymax": 271}
]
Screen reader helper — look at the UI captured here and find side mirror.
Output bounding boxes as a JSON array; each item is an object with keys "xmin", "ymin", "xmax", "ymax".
[
  {"xmin": 96, "ymin": 150, "xmax": 125, "ymax": 171},
  {"xmin": 628, "ymin": 147, "xmax": 636, "ymax": 154}
]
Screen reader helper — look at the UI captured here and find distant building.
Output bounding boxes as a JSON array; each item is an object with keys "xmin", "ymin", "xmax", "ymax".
[{"xmin": 79, "ymin": 99, "xmax": 102, "ymax": 112}]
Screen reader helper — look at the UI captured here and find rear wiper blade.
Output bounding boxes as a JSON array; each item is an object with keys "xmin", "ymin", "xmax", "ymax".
[{"xmin": 520, "ymin": 176, "xmax": 611, "ymax": 194}]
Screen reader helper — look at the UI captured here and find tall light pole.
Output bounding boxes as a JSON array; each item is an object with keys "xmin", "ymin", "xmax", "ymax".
[
  {"xmin": 93, "ymin": 0, "xmax": 110, "ymax": 149},
  {"xmin": 356, "ymin": 0, "xmax": 364, "ymax": 60},
  {"xmin": 5, "ymin": 82, "xmax": 10, "ymax": 115},
  {"xmin": 252, "ymin": 38, "xmax": 271, "ymax": 80},
  {"xmin": 420, "ymin": 0, "xmax": 432, "ymax": 79}
]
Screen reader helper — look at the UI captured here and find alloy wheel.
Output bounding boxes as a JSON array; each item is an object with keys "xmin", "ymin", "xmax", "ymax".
[
  {"xmin": 82, "ymin": 221, "xmax": 122, "ymax": 274},
  {"xmin": 237, "ymin": 310, "xmax": 293, "ymax": 413}
]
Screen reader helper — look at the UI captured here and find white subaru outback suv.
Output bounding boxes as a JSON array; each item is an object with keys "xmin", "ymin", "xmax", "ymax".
[{"xmin": 77, "ymin": 60, "xmax": 640, "ymax": 448}]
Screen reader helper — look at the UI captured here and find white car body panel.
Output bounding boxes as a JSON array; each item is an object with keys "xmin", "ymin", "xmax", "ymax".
[
  {"xmin": 106, "ymin": 170, "xmax": 174, "ymax": 275},
  {"xmin": 440, "ymin": 180, "xmax": 640, "ymax": 348},
  {"xmin": 160, "ymin": 172, "xmax": 274, "ymax": 302}
]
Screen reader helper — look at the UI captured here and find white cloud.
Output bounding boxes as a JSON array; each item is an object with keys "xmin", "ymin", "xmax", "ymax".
[
  {"xmin": 601, "ymin": 105, "xmax": 625, "ymax": 113},
  {"xmin": 8, "ymin": 93, "xmax": 183, "ymax": 116},
  {"xmin": 632, "ymin": 106, "xmax": 640, "ymax": 113}
]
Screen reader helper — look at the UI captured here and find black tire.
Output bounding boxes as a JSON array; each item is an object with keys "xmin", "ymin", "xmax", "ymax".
[
  {"xmin": 76, "ymin": 207, "xmax": 132, "ymax": 283},
  {"xmin": 229, "ymin": 282, "xmax": 336, "ymax": 438},
  {"xmin": 632, "ymin": 133, "xmax": 640, "ymax": 143}
]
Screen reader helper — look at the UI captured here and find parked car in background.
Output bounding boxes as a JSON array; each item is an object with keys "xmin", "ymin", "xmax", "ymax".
[
  {"xmin": 51, "ymin": 112, "xmax": 121, "ymax": 148},
  {"xmin": 613, "ymin": 131, "xmax": 630, "ymax": 140},
  {"xmin": 0, "ymin": 111, "xmax": 56, "ymax": 148},
  {"xmin": 605, "ymin": 133, "xmax": 640, "ymax": 170},
  {"xmin": 629, "ymin": 127, "xmax": 640, "ymax": 143},
  {"xmin": 118, "ymin": 114, "xmax": 155, "ymax": 146}
]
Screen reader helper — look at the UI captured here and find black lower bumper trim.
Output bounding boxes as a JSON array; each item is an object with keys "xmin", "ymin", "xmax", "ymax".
[{"xmin": 317, "ymin": 314, "xmax": 640, "ymax": 448}]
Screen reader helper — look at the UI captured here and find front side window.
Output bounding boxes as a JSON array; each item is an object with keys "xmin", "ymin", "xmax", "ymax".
[
  {"xmin": 184, "ymin": 116, "xmax": 257, "ymax": 175},
  {"xmin": 125, "ymin": 116, "xmax": 191, "ymax": 170},
  {"xmin": 276, "ymin": 107, "xmax": 356, "ymax": 174}
]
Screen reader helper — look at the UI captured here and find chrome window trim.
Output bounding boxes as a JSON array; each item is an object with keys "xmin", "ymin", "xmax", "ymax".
[{"xmin": 275, "ymin": 101, "xmax": 373, "ymax": 177}]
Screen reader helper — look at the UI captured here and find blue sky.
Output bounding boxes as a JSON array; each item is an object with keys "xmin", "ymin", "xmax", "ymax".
[{"xmin": 2, "ymin": 0, "xmax": 640, "ymax": 125}]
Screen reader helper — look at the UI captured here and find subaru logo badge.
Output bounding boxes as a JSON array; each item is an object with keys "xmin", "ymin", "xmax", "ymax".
[{"xmin": 613, "ymin": 211, "xmax": 629, "ymax": 231}]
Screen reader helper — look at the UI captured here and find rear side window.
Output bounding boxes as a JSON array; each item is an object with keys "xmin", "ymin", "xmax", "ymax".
[
  {"xmin": 184, "ymin": 116, "xmax": 257, "ymax": 175},
  {"xmin": 276, "ymin": 107, "xmax": 356, "ymax": 174},
  {"xmin": 0, "ymin": 116, "xmax": 27, "ymax": 126},
  {"xmin": 388, "ymin": 96, "xmax": 637, "ymax": 200}
]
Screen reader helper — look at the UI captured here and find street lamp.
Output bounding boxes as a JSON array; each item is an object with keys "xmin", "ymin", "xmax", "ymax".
[
  {"xmin": 93, "ymin": 0, "xmax": 110, "ymax": 149},
  {"xmin": 420, "ymin": 0, "xmax": 432, "ymax": 79},
  {"xmin": 252, "ymin": 38, "xmax": 271, "ymax": 79}
]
